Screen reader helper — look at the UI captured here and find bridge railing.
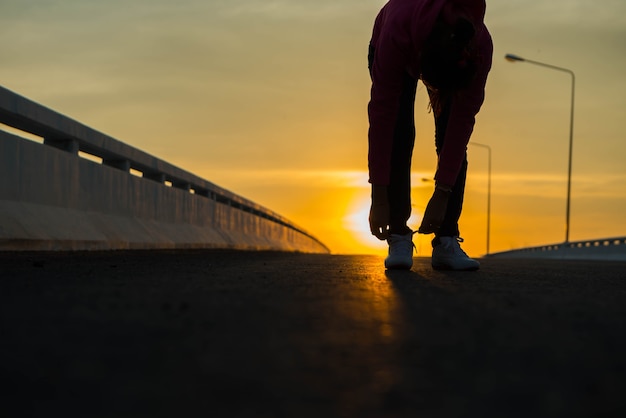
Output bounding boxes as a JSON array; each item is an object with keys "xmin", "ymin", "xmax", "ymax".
[
  {"xmin": 0, "ymin": 85, "xmax": 328, "ymax": 252},
  {"xmin": 488, "ymin": 237, "xmax": 626, "ymax": 260}
]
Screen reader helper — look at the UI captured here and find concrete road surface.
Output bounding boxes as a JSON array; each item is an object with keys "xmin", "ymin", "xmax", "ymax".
[{"xmin": 1, "ymin": 250, "xmax": 625, "ymax": 418}]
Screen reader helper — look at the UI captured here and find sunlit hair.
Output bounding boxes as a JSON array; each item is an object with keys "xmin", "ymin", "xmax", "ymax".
[{"xmin": 420, "ymin": 17, "xmax": 477, "ymax": 115}]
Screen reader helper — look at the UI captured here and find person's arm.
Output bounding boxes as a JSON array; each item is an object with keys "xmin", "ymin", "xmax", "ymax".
[
  {"xmin": 419, "ymin": 28, "xmax": 493, "ymax": 234},
  {"xmin": 368, "ymin": 28, "xmax": 411, "ymax": 186},
  {"xmin": 417, "ymin": 184, "xmax": 452, "ymax": 234},
  {"xmin": 434, "ymin": 27, "xmax": 493, "ymax": 186},
  {"xmin": 369, "ymin": 184, "xmax": 390, "ymax": 239},
  {"xmin": 367, "ymin": 23, "xmax": 412, "ymax": 239}
]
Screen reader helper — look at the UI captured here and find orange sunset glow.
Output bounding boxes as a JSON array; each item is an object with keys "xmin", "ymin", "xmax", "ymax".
[{"xmin": 2, "ymin": 1, "xmax": 626, "ymax": 256}]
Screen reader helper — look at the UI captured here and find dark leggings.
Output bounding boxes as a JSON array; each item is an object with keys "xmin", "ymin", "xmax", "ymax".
[{"xmin": 386, "ymin": 72, "xmax": 467, "ymax": 239}]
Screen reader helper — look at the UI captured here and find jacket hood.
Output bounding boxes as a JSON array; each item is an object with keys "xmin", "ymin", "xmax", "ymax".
[
  {"xmin": 443, "ymin": 0, "xmax": 486, "ymax": 26},
  {"xmin": 401, "ymin": 0, "xmax": 486, "ymax": 54}
]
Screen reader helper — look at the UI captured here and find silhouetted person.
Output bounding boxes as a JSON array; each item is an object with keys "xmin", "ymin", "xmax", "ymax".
[{"xmin": 367, "ymin": 0, "xmax": 492, "ymax": 270}]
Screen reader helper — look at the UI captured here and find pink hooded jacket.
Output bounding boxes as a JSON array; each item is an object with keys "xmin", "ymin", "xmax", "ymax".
[{"xmin": 368, "ymin": 0, "xmax": 493, "ymax": 186}]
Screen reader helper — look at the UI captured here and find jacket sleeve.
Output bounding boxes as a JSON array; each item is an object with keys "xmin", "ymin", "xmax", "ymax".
[
  {"xmin": 367, "ymin": 27, "xmax": 412, "ymax": 186},
  {"xmin": 434, "ymin": 28, "xmax": 493, "ymax": 186}
]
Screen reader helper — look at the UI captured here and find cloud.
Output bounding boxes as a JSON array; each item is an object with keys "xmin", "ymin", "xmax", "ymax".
[
  {"xmin": 465, "ymin": 172, "xmax": 626, "ymax": 200},
  {"xmin": 217, "ymin": 0, "xmax": 384, "ymax": 20},
  {"xmin": 489, "ymin": 0, "xmax": 626, "ymax": 30},
  {"xmin": 195, "ymin": 169, "xmax": 369, "ymax": 189}
]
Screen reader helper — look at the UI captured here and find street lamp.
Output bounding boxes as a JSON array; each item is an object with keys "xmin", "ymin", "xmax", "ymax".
[
  {"xmin": 469, "ymin": 142, "xmax": 491, "ymax": 255},
  {"xmin": 505, "ymin": 53, "xmax": 575, "ymax": 243}
]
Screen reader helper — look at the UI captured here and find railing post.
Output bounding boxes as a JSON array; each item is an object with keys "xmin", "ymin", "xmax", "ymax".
[
  {"xmin": 143, "ymin": 172, "xmax": 166, "ymax": 184},
  {"xmin": 173, "ymin": 181, "xmax": 191, "ymax": 191},
  {"xmin": 103, "ymin": 159, "xmax": 131, "ymax": 172},
  {"xmin": 43, "ymin": 138, "xmax": 79, "ymax": 155}
]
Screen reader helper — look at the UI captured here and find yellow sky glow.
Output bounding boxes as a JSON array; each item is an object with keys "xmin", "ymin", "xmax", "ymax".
[{"xmin": 2, "ymin": 0, "xmax": 626, "ymax": 256}]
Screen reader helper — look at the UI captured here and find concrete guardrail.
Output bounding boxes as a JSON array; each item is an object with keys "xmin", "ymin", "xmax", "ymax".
[{"xmin": 0, "ymin": 85, "xmax": 329, "ymax": 253}]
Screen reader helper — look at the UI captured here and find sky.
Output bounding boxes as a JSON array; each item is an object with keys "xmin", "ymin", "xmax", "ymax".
[{"xmin": 2, "ymin": 0, "xmax": 626, "ymax": 256}]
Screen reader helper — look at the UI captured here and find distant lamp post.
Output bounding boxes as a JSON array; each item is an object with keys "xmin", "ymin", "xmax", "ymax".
[
  {"xmin": 470, "ymin": 142, "xmax": 491, "ymax": 255},
  {"xmin": 505, "ymin": 53, "xmax": 576, "ymax": 243}
]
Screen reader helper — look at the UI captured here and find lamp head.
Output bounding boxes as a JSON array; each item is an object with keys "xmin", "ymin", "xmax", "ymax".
[{"xmin": 505, "ymin": 53, "xmax": 525, "ymax": 62}]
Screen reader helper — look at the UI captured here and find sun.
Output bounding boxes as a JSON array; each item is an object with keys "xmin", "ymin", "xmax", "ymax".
[
  {"xmin": 344, "ymin": 194, "xmax": 385, "ymax": 254},
  {"xmin": 343, "ymin": 193, "xmax": 424, "ymax": 255}
]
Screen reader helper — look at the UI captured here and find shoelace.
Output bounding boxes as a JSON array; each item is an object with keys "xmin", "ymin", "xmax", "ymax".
[{"xmin": 447, "ymin": 236, "xmax": 470, "ymax": 257}]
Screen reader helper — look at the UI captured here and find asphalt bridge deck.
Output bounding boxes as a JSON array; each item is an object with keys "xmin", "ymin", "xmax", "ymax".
[{"xmin": 1, "ymin": 250, "xmax": 625, "ymax": 417}]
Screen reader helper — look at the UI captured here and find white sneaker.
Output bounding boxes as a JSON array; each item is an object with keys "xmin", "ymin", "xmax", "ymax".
[
  {"xmin": 432, "ymin": 236, "xmax": 480, "ymax": 271},
  {"xmin": 385, "ymin": 233, "xmax": 415, "ymax": 270}
]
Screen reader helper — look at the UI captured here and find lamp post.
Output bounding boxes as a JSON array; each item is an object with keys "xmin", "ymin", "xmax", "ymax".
[
  {"xmin": 505, "ymin": 53, "xmax": 575, "ymax": 243},
  {"xmin": 469, "ymin": 142, "xmax": 491, "ymax": 255}
]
